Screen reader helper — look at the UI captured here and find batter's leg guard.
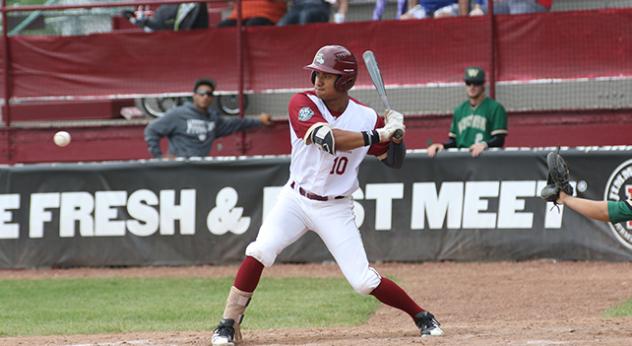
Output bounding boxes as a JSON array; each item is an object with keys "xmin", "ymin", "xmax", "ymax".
[{"xmin": 213, "ymin": 286, "xmax": 253, "ymax": 344}]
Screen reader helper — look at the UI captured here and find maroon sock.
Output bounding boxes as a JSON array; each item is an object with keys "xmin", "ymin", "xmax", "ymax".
[
  {"xmin": 370, "ymin": 277, "xmax": 423, "ymax": 319},
  {"xmin": 233, "ymin": 256, "xmax": 264, "ymax": 293}
]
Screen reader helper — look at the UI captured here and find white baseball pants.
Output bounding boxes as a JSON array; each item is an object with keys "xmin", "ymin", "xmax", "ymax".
[{"xmin": 245, "ymin": 185, "xmax": 381, "ymax": 295}]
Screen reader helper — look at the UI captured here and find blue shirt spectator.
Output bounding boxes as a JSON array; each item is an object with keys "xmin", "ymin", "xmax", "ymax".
[
  {"xmin": 373, "ymin": 0, "xmax": 408, "ymax": 20},
  {"xmin": 422, "ymin": 0, "xmax": 459, "ymax": 14},
  {"xmin": 401, "ymin": 0, "xmax": 464, "ymax": 19},
  {"xmin": 471, "ymin": 0, "xmax": 551, "ymax": 15},
  {"xmin": 277, "ymin": 0, "xmax": 348, "ymax": 26}
]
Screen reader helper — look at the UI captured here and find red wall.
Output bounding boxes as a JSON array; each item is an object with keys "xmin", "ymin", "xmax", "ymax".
[
  {"xmin": 8, "ymin": 9, "xmax": 632, "ymax": 100},
  {"xmin": 2, "ymin": 9, "xmax": 632, "ymax": 163},
  {"xmin": 2, "ymin": 110, "xmax": 630, "ymax": 164}
]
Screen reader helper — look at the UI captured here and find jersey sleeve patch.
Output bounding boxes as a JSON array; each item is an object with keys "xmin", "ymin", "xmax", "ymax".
[
  {"xmin": 298, "ymin": 107, "xmax": 314, "ymax": 121},
  {"xmin": 288, "ymin": 93, "xmax": 327, "ymax": 139}
]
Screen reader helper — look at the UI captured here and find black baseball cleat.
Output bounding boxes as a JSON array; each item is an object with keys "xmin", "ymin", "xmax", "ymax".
[
  {"xmin": 414, "ymin": 311, "xmax": 444, "ymax": 336},
  {"xmin": 211, "ymin": 319, "xmax": 237, "ymax": 346}
]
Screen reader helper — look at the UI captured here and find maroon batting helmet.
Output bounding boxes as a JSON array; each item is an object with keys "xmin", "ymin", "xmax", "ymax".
[{"xmin": 304, "ymin": 45, "xmax": 358, "ymax": 92}]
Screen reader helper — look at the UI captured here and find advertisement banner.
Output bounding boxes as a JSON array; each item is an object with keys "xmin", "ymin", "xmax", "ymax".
[{"xmin": 1, "ymin": 149, "xmax": 631, "ymax": 268}]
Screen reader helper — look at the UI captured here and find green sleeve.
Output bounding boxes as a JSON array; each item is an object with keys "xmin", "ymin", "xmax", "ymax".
[
  {"xmin": 490, "ymin": 102, "xmax": 508, "ymax": 136},
  {"xmin": 607, "ymin": 200, "xmax": 632, "ymax": 224},
  {"xmin": 449, "ymin": 106, "xmax": 459, "ymax": 138}
]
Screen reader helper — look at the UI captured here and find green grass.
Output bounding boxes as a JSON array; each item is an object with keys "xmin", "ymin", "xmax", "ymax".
[
  {"xmin": 9, "ymin": 1, "xmax": 50, "ymax": 5},
  {"xmin": 605, "ymin": 298, "xmax": 632, "ymax": 317},
  {"xmin": 0, "ymin": 277, "xmax": 379, "ymax": 337}
]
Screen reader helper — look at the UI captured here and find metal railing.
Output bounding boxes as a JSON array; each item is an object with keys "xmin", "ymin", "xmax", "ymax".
[{"xmin": 1, "ymin": 0, "xmax": 238, "ymax": 124}]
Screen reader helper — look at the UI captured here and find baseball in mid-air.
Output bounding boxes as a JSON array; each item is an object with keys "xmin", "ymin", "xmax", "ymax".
[{"xmin": 53, "ymin": 131, "xmax": 71, "ymax": 147}]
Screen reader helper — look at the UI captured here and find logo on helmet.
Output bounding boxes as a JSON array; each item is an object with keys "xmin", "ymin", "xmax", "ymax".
[
  {"xmin": 304, "ymin": 45, "xmax": 358, "ymax": 92},
  {"xmin": 314, "ymin": 53, "xmax": 325, "ymax": 65},
  {"xmin": 604, "ymin": 158, "xmax": 632, "ymax": 251}
]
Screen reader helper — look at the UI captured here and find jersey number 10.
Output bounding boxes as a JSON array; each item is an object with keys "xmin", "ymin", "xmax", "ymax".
[{"xmin": 330, "ymin": 157, "xmax": 349, "ymax": 175}]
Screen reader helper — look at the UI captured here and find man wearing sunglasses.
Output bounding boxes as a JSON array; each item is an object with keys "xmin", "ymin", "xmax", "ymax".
[
  {"xmin": 426, "ymin": 67, "xmax": 508, "ymax": 158},
  {"xmin": 144, "ymin": 78, "xmax": 272, "ymax": 159}
]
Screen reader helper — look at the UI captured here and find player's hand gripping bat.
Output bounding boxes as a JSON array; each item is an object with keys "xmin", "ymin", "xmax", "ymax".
[{"xmin": 362, "ymin": 50, "xmax": 403, "ymax": 141}]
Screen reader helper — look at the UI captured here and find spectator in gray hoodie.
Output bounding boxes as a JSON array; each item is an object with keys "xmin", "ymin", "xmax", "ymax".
[{"xmin": 144, "ymin": 78, "xmax": 272, "ymax": 158}]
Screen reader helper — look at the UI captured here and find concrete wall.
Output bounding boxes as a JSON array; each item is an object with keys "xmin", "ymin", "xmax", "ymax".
[{"xmin": 244, "ymin": 78, "xmax": 632, "ymax": 118}]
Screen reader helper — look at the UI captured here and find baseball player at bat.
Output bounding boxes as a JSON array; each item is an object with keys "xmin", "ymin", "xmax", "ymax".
[{"xmin": 211, "ymin": 45, "xmax": 442, "ymax": 346}]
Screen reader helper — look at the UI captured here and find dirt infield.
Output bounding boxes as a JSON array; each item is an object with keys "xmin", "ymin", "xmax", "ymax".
[{"xmin": 2, "ymin": 261, "xmax": 632, "ymax": 346}]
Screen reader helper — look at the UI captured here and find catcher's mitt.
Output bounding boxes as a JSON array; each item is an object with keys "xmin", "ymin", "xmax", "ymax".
[{"xmin": 539, "ymin": 152, "xmax": 574, "ymax": 203}]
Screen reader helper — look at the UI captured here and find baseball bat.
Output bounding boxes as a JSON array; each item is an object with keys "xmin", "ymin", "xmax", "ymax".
[{"xmin": 362, "ymin": 50, "xmax": 403, "ymax": 140}]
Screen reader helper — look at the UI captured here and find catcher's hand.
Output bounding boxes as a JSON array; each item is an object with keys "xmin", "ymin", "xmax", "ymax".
[{"xmin": 539, "ymin": 152, "xmax": 574, "ymax": 203}]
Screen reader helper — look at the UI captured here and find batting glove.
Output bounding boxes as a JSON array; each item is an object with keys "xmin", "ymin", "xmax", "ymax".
[
  {"xmin": 376, "ymin": 122, "xmax": 405, "ymax": 143},
  {"xmin": 385, "ymin": 110, "xmax": 404, "ymax": 127}
]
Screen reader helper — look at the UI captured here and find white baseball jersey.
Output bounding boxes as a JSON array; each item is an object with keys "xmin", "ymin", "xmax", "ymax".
[
  {"xmin": 245, "ymin": 91, "xmax": 390, "ymax": 294},
  {"xmin": 287, "ymin": 91, "xmax": 388, "ymax": 197}
]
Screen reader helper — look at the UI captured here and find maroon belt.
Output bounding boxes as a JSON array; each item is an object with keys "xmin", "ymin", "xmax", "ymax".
[{"xmin": 290, "ymin": 182, "xmax": 345, "ymax": 201}]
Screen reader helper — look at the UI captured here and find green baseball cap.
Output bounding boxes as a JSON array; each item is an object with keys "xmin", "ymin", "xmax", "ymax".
[{"xmin": 464, "ymin": 67, "xmax": 485, "ymax": 83}]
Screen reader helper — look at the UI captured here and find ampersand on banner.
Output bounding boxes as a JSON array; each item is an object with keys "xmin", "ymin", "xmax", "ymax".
[{"xmin": 207, "ymin": 187, "xmax": 251, "ymax": 235}]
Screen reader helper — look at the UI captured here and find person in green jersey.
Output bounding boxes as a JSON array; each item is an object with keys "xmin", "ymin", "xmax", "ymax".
[
  {"xmin": 540, "ymin": 152, "xmax": 632, "ymax": 224},
  {"xmin": 427, "ymin": 67, "xmax": 508, "ymax": 158},
  {"xmin": 554, "ymin": 192, "xmax": 632, "ymax": 224}
]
